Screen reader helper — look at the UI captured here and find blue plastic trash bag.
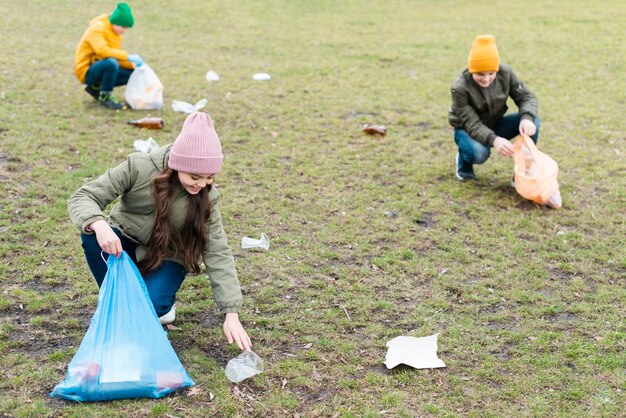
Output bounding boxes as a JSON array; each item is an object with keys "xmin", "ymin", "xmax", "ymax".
[{"xmin": 51, "ymin": 251, "xmax": 194, "ymax": 401}]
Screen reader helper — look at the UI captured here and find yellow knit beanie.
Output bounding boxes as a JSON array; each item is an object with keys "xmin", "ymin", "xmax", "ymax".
[{"xmin": 468, "ymin": 35, "xmax": 500, "ymax": 73}]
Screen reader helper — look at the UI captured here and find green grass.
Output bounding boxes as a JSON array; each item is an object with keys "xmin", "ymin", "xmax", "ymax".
[{"xmin": 1, "ymin": 0, "xmax": 625, "ymax": 416}]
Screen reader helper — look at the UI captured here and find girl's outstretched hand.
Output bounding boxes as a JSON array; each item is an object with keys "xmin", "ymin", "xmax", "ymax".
[{"xmin": 223, "ymin": 312, "xmax": 252, "ymax": 351}]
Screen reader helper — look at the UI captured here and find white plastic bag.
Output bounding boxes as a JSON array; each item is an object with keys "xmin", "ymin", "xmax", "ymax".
[
  {"xmin": 133, "ymin": 137, "xmax": 159, "ymax": 153},
  {"xmin": 241, "ymin": 233, "xmax": 269, "ymax": 251},
  {"xmin": 205, "ymin": 70, "xmax": 220, "ymax": 82},
  {"xmin": 125, "ymin": 64, "xmax": 164, "ymax": 110},
  {"xmin": 252, "ymin": 73, "xmax": 271, "ymax": 81},
  {"xmin": 171, "ymin": 99, "xmax": 208, "ymax": 114}
]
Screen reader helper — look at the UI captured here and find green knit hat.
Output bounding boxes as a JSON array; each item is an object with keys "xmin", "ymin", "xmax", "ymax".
[{"xmin": 109, "ymin": 3, "xmax": 134, "ymax": 28}]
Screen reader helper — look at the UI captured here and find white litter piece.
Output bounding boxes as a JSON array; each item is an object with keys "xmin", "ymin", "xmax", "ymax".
[
  {"xmin": 252, "ymin": 73, "xmax": 271, "ymax": 81},
  {"xmin": 384, "ymin": 334, "xmax": 446, "ymax": 369},
  {"xmin": 241, "ymin": 233, "xmax": 269, "ymax": 251},
  {"xmin": 171, "ymin": 98, "xmax": 208, "ymax": 114},
  {"xmin": 224, "ymin": 351, "xmax": 264, "ymax": 383},
  {"xmin": 133, "ymin": 137, "xmax": 159, "ymax": 153},
  {"xmin": 205, "ymin": 70, "xmax": 220, "ymax": 82}
]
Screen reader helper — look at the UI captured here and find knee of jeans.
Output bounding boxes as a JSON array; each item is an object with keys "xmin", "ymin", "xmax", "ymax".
[
  {"xmin": 473, "ymin": 147, "xmax": 490, "ymax": 164},
  {"xmin": 103, "ymin": 57, "xmax": 120, "ymax": 69}
]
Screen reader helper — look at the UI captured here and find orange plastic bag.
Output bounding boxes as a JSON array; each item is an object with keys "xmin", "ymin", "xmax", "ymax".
[{"xmin": 513, "ymin": 134, "xmax": 562, "ymax": 208}]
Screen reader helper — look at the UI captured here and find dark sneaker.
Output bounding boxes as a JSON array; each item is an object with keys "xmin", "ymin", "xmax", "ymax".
[
  {"xmin": 84, "ymin": 84, "xmax": 100, "ymax": 101},
  {"xmin": 455, "ymin": 153, "xmax": 476, "ymax": 180},
  {"xmin": 98, "ymin": 92, "xmax": 125, "ymax": 110}
]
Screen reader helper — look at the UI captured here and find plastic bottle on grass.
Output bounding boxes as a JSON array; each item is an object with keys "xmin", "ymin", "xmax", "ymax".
[{"xmin": 224, "ymin": 351, "xmax": 264, "ymax": 383}]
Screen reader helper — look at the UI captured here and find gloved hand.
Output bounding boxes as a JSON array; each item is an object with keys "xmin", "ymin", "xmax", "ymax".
[{"xmin": 127, "ymin": 54, "xmax": 143, "ymax": 67}]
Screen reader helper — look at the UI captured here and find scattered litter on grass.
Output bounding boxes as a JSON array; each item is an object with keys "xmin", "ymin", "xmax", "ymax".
[
  {"xmin": 384, "ymin": 334, "xmax": 446, "ymax": 369},
  {"xmin": 252, "ymin": 73, "xmax": 271, "ymax": 81},
  {"xmin": 186, "ymin": 386, "xmax": 202, "ymax": 397},
  {"xmin": 172, "ymin": 98, "xmax": 208, "ymax": 114},
  {"xmin": 362, "ymin": 124, "xmax": 387, "ymax": 136},
  {"xmin": 225, "ymin": 351, "xmax": 264, "ymax": 383},
  {"xmin": 337, "ymin": 304, "xmax": 351, "ymax": 321},
  {"xmin": 241, "ymin": 233, "xmax": 269, "ymax": 250},
  {"xmin": 133, "ymin": 137, "xmax": 159, "ymax": 153},
  {"xmin": 384, "ymin": 210, "xmax": 398, "ymax": 218},
  {"xmin": 205, "ymin": 70, "xmax": 220, "ymax": 82}
]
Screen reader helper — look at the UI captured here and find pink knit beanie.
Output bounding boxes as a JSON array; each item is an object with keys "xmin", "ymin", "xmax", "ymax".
[{"xmin": 168, "ymin": 112, "xmax": 223, "ymax": 174}]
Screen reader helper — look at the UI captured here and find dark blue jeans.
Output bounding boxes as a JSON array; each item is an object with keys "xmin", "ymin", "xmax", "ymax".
[
  {"xmin": 455, "ymin": 113, "xmax": 540, "ymax": 165},
  {"xmin": 84, "ymin": 58, "xmax": 133, "ymax": 93},
  {"xmin": 81, "ymin": 227, "xmax": 186, "ymax": 317}
]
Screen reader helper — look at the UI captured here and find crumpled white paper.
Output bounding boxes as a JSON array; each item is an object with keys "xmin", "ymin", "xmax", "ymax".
[
  {"xmin": 205, "ymin": 70, "xmax": 220, "ymax": 82},
  {"xmin": 133, "ymin": 137, "xmax": 159, "ymax": 154},
  {"xmin": 171, "ymin": 98, "xmax": 208, "ymax": 114},
  {"xmin": 241, "ymin": 233, "xmax": 269, "ymax": 251},
  {"xmin": 252, "ymin": 73, "xmax": 271, "ymax": 81},
  {"xmin": 384, "ymin": 334, "xmax": 446, "ymax": 369}
]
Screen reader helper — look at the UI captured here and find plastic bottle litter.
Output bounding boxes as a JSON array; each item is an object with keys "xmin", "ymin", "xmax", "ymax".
[
  {"xmin": 133, "ymin": 137, "xmax": 160, "ymax": 153},
  {"xmin": 362, "ymin": 124, "xmax": 387, "ymax": 136},
  {"xmin": 252, "ymin": 73, "xmax": 271, "ymax": 81},
  {"xmin": 224, "ymin": 351, "xmax": 264, "ymax": 383},
  {"xmin": 172, "ymin": 98, "xmax": 208, "ymax": 114},
  {"xmin": 127, "ymin": 117, "xmax": 164, "ymax": 130},
  {"xmin": 205, "ymin": 70, "xmax": 220, "ymax": 82},
  {"xmin": 241, "ymin": 233, "xmax": 269, "ymax": 251}
]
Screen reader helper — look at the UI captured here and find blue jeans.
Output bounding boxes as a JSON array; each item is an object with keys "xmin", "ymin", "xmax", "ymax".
[
  {"xmin": 455, "ymin": 113, "xmax": 540, "ymax": 165},
  {"xmin": 81, "ymin": 227, "xmax": 186, "ymax": 316},
  {"xmin": 84, "ymin": 58, "xmax": 133, "ymax": 93}
]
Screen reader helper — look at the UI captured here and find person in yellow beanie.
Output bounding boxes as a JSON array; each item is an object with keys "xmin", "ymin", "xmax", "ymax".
[
  {"xmin": 74, "ymin": 3, "xmax": 143, "ymax": 110},
  {"xmin": 448, "ymin": 35, "xmax": 539, "ymax": 181}
]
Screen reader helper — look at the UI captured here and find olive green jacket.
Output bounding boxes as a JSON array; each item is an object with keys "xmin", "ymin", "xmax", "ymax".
[
  {"xmin": 448, "ymin": 64, "xmax": 538, "ymax": 146},
  {"xmin": 68, "ymin": 145, "xmax": 242, "ymax": 314}
]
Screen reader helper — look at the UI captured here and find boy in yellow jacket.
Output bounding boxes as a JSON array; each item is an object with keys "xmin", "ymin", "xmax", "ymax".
[{"xmin": 74, "ymin": 3, "xmax": 143, "ymax": 110}]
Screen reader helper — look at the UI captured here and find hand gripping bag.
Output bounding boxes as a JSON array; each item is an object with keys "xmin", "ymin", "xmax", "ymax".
[
  {"xmin": 51, "ymin": 252, "xmax": 194, "ymax": 401},
  {"xmin": 125, "ymin": 63, "xmax": 164, "ymax": 110},
  {"xmin": 513, "ymin": 134, "xmax": 562, "ymax": 208}
]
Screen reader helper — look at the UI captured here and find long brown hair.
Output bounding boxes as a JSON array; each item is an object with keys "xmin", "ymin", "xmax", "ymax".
[{"xmin": 138, "ymin": 168, "xmax": 211, "ymax": 275}]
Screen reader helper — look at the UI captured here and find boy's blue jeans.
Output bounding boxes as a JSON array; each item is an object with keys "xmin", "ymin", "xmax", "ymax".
[
  {"xmin": 84, "ymin": 58, "xmax": 133, "ymax": 93},
  {"xmin": 81, "ymin": 227, "xmax": 186, "ymax": 317},
  {"xmin": 455, "ymin": 113, "xmax": 540, "ymax": 165}
]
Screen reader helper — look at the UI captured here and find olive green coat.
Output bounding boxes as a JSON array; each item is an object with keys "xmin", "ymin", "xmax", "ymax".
[
  {"xmin": 68, "ymin": 145, "xmax": 242, "ymax": 314},
  {"xmin": 448, "ymin": 64, "xmax": 538, "ymax": 146}
]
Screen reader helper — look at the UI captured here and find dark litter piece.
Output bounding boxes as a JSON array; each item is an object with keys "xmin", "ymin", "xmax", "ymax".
[{"xmin": 362, "ymin": 124, "xmax": 387, "ymax": 136}]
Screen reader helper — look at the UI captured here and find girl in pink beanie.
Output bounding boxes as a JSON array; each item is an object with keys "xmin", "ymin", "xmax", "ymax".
[{"xmin": 69, "ymin": 112, "xmax": 251, "ymax": 351}]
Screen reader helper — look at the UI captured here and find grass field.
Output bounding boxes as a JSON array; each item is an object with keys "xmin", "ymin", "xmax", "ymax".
[{"xmin": 0, "ymin": 0, "xmax": 624, "ymax": 417}]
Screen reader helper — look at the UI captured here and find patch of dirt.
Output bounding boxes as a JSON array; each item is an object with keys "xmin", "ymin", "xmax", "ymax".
[
  {"xmin": 554, "ymin": 311, "xmax": 577, "ymax": 321},
  {"xmin": 299, "ymin": 386, "xmax": 339, "ymax": 403},
  {"xmin": 413, "ymin": 212, "xmax": 435, "ymax": 228},
  {"xmin": 484, "ymin": 318, "xmax": 518, "ymax": 331},
  {"xmin": 416, "ymin": 121, "xmax": 432, "ymax": 131}
]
